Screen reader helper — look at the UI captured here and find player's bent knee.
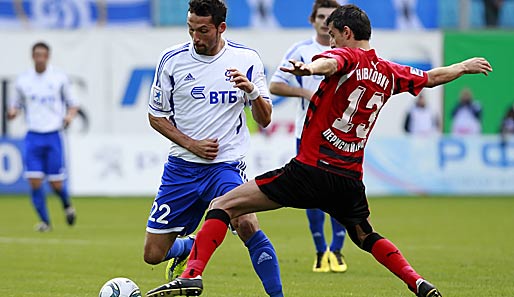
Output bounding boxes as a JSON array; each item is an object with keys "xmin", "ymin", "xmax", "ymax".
[
  {"xmin": 233, "ymin": 214, "xmax": 259, "ymax": 241},
  {"xmin": 143, "ymin": 244, "xmax": 166, "ymax": 265}
]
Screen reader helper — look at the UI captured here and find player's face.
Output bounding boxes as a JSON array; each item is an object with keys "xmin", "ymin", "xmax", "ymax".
[
  {"xmin": 328, "ymin": 22, "xmax": 349, "ymax": 48},
  {"xmin": 312, "ymin": 7, "xmax": 336, "ymax": 38},
  {"xmin": 187, "ymin": 12, "xmax": 226, "ymax": 56},
  {"xmin": 32, "ymin": 47, "xmax": 49, "ymax": 72}
]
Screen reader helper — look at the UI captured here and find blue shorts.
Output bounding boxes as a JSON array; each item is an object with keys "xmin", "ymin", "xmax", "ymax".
[
  {"xmin": 146, "ymin": 156, "xmax": 247, "ymax": 235},
  {"xmin": 24, "ymin": 131, "xmax": 66, "ymax": 181}
]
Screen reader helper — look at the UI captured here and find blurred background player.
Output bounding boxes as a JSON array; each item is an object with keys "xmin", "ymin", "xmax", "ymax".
[
  {"xmin": 451, "ymin": 88, "xmax": 482, "ymax": 135},
  {"xmin": 403, "ymin": 92, "xmax": 440, "ymax": 135},
  {"xmin": 142, "ymin": 1, "xmax": 283, "ymax": 296},
  {"xmin": 146, "ymin": 4, "xmax": 492, "ymax": 297},
  {"xmin": 7, "ymin": 41, "xmax": 79, "ymax": 232},
  {"xmin": 269, "ymin": 0, "xmax": 348, "ymax": 274}
]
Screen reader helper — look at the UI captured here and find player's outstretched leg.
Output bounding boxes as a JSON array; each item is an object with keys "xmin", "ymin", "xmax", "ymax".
[{"xmin": 365, "ymin": 235, "xmax": 441, "ymax": 296}]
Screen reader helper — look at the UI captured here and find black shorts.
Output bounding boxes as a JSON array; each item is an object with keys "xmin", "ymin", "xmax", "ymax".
[{"xmin": 255, "ymin": 158, "xmax": 370, "ymax": 227}]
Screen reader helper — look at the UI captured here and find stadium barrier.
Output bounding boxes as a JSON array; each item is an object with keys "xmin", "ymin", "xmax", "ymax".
[{"xmin": 2, "ymin": 135, "xmax": 514, "ymax": 196}]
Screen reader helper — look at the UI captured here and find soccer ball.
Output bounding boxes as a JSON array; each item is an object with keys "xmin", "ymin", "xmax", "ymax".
[{"xmin": 99, "ymin": 277, "xmax": 142, "ymax": 297}]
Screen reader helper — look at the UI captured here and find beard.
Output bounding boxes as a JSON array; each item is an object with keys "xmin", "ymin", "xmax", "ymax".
[{"xmin": 194, "ymin": 44, "xmax": 208, "ymax": 55}]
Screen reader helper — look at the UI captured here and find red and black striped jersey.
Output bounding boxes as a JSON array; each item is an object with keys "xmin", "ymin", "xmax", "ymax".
[{"xmin": 296, "ymin": 47, "xmax": 428, "ymax": 180}]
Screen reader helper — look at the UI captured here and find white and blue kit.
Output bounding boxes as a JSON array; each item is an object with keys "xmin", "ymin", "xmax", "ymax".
[
  {"xmin": 270, "ymin": 37, "xmax": 329, "ymax": 141},
  {"xmin": 11, "ymin": 66, "xmax": 79, "ymax": 181},
  {"xmin": 147, "ymin": 40, "xmax": 271, "ymax": 235}
]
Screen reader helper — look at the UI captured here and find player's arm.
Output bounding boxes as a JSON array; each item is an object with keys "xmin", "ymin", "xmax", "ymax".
[
  {"xmin": 7, "ymin": 82, "xmax": 24, "ymax": 120},
  {"xmin": 226, "ymin": 67, "xmax": 271, "ymax": 128},
  {"xmin": 426, "ymin": 57, "xmax": 492, "ymax": 88},
  {"xmin": 269, "ymin": 81, "xmax": 314, "ymax": 101},
  {"xmin": 63, "ymin": 106, "xmax": 79, "ymax": 128},
  {"xmin": 280, "ymin": 58, "xmax": 338, "ymax": 77},
  {"xmin": 148, "ymin": 114, "xmax": 218, "ymax": 160}
]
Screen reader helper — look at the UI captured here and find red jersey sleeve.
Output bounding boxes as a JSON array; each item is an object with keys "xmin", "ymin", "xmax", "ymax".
[
  {"xmin": 388, "ymin": 61, "xmax": 428, "ymax": 96},
  {"xmin": 313, "ymin": 48, "xmax": 358, "ymax": 75}
]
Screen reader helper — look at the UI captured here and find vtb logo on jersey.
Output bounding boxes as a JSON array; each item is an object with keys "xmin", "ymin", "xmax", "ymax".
[{"xmin": 190, "ymin": 85, "xmax": 238, "ymax": 104}]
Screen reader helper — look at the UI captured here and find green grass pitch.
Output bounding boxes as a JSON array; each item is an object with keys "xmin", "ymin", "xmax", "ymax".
[{"xmin": 1, "ymin": 195, "xmax": 514, "ymax": 296}]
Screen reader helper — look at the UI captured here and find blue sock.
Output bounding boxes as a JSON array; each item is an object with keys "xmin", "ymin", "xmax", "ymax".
[
  {"xmin": 245, "ymin": 230, "xmax": 283, "ymax": 297},
  {"xmin": 54, "ymin": 183, "xmax": 71, "ymax": 209},
  {"xmin": 164, "ymin": 236, "xmax": 195, "ymax": 261},
  {"xmin": 306, "ymin": 209, "xmax": 327, "ymax": 253},
  {"xmin": 31, "ymin": 187, "xmax": 49, "ymax": 224},
  {"xmin": 329, "ymin": 216, "xmax": 346, "ymax": 252}
]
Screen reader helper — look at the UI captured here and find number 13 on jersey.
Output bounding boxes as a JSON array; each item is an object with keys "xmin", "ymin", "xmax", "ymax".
[{"xmin": 331, "ymin": 86, "xmax": 384, "ymax": 139}]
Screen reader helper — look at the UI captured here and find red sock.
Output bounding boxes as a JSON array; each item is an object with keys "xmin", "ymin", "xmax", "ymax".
[
  {"xmin": 371, "ymin": 238, "xmax": 421, "ymax": 292},
  {"xmin": 180, "ymin": 218, "xmax": 229, "ymax": 278}
]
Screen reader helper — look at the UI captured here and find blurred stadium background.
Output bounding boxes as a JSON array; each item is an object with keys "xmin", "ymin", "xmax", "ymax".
[
  {"xmin": 1, "ymin": 0, "xmax": 514, "ymax": 296},
  {"xmin": 1, "ymin": 0, "xmax": 514, "ymax": 196}
]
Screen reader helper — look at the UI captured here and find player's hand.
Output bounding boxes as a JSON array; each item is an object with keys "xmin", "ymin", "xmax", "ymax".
[
  {"xmin": 189, "ymin": 138, "xmax": 219, "ymax": 160},
  {"xmin": 226, "ymin": 68, "xmax": 253, "ymax": 93},
  {"xmin": 6, "ymin": 108, "xmax": 18, "ymax": 120},
  {"xmin": 461, "ymin": 57, "xmax": 493, "ymax": 76},
  {"xmin": 63, "ymin": 115, "xmax": 73, "ymax": 129},
  {"xmin": 280, "ymin": 59, "xmax": 313, "ymax": 76}
]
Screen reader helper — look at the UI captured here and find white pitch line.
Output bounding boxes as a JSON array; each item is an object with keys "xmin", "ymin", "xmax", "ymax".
[{"xmin": 0, "ymin": 236, "xmax": 91, "ymax": 245}]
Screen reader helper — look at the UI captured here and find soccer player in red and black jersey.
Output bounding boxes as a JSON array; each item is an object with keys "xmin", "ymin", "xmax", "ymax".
[{"xmin": 146, "ymin": 4, "xmax": 492, "ymax": 297}]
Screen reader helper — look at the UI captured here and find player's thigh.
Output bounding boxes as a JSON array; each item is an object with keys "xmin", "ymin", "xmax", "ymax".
[
  {"xmin": 320, "ymin": 177, "xmax": 370, "ymax": 227},
  {"xmin": 24, "ymin": 133, "xmax": 45, "ymax": 176},
  {"xmin": 202, "ymin": 161, "xmax": 247, "ymax": 202},
  {"xmin": 45, "ymin": 132, "xmax": 65, "ymax": 178},
  {"xmin": 146, "ymin": 164, "xmax": 208, "ymax": 236},
  {"xmin": 211, "ymin": 180, "xmax": 282, "ymax": 218}
]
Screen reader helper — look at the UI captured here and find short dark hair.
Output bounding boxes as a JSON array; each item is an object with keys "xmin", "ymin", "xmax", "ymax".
[
  {"xmin": 32, "ymin": 42, "xmax": 50, "ymax": 53},
  {"xmin": 310, "ymin": 0, "xmax": 340, "ymax": 23},
  {"xmin": 189, "ymin": 0, "xmax": 227, "ymax": 27},
  {"xmin": 326, "ymin": 4, "xmax": 371, "ymax": 41}
]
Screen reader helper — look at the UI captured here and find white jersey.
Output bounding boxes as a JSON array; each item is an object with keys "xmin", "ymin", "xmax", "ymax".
[
  {"xmin": 271, "ymin": 37, "xmax": 329, "ymax": 139},
  {"xmin": 11, "ymin": 66, "xmax": 79, "ymax": 133},
  {"xmin": 148, "ymin": 39, "xmax": 270, "ymax": 164}
]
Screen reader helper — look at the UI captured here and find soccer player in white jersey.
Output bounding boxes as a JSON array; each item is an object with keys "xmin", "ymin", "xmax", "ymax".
[
  {"xmin": 269, "ymin": 0, "xmax": 348, "ymax": 274},
  {"xmin": 143, "ymin": 1, "xmax": 283, "ymax": 296},
  {"xmin": 7, "ymin": 42, "xmax": 79, "ymax": 232}
]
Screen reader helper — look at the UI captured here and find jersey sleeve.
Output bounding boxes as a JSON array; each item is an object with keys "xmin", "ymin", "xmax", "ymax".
[
  {"xmin": 270, "ymin": 43, "xmax": 302, "ymax": 86},
  {"xmin": 389, "ymin": 62, "xmax": 428, "ymax": 96},
  {"xmin": 248, "ymin": 53, "xmax": 271, "ymax": 104},
  {"xmin": 148, "ymin": 50, "xmax": 174, "ymax": 118},
  {"xmin": 9, "ymin": 77, "xmax": 25, "ymax": 110},
  {"xmin": 61, "ymin": 74, "xmax": 80, "ymax": 108},
  {"xmin": 312, "ymin": 48, "xmax": 358, "ymax": 75}
]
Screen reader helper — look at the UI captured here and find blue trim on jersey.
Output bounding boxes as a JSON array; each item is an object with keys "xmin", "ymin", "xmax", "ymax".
[
  {"xmin": 169, "ymin": 75, "xmax": 176, "ymax": 126},
  {"xmin": 148, "ymin": 104, "xmax": 172, "ymax": 113},
  {"xmin": 246, "ymin": 65, "xmax": 254, "ymax": 81},
  {"xmin": 236, "ymin": 113, "xmax": 243, "ymax": 134},
  {"xmin": 156, "ymin": 44, "xmax": 189, "ymax": 87},
  {"xmin": 227, "ymin": 40, "xmax": 258, "ymax": 54}
]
